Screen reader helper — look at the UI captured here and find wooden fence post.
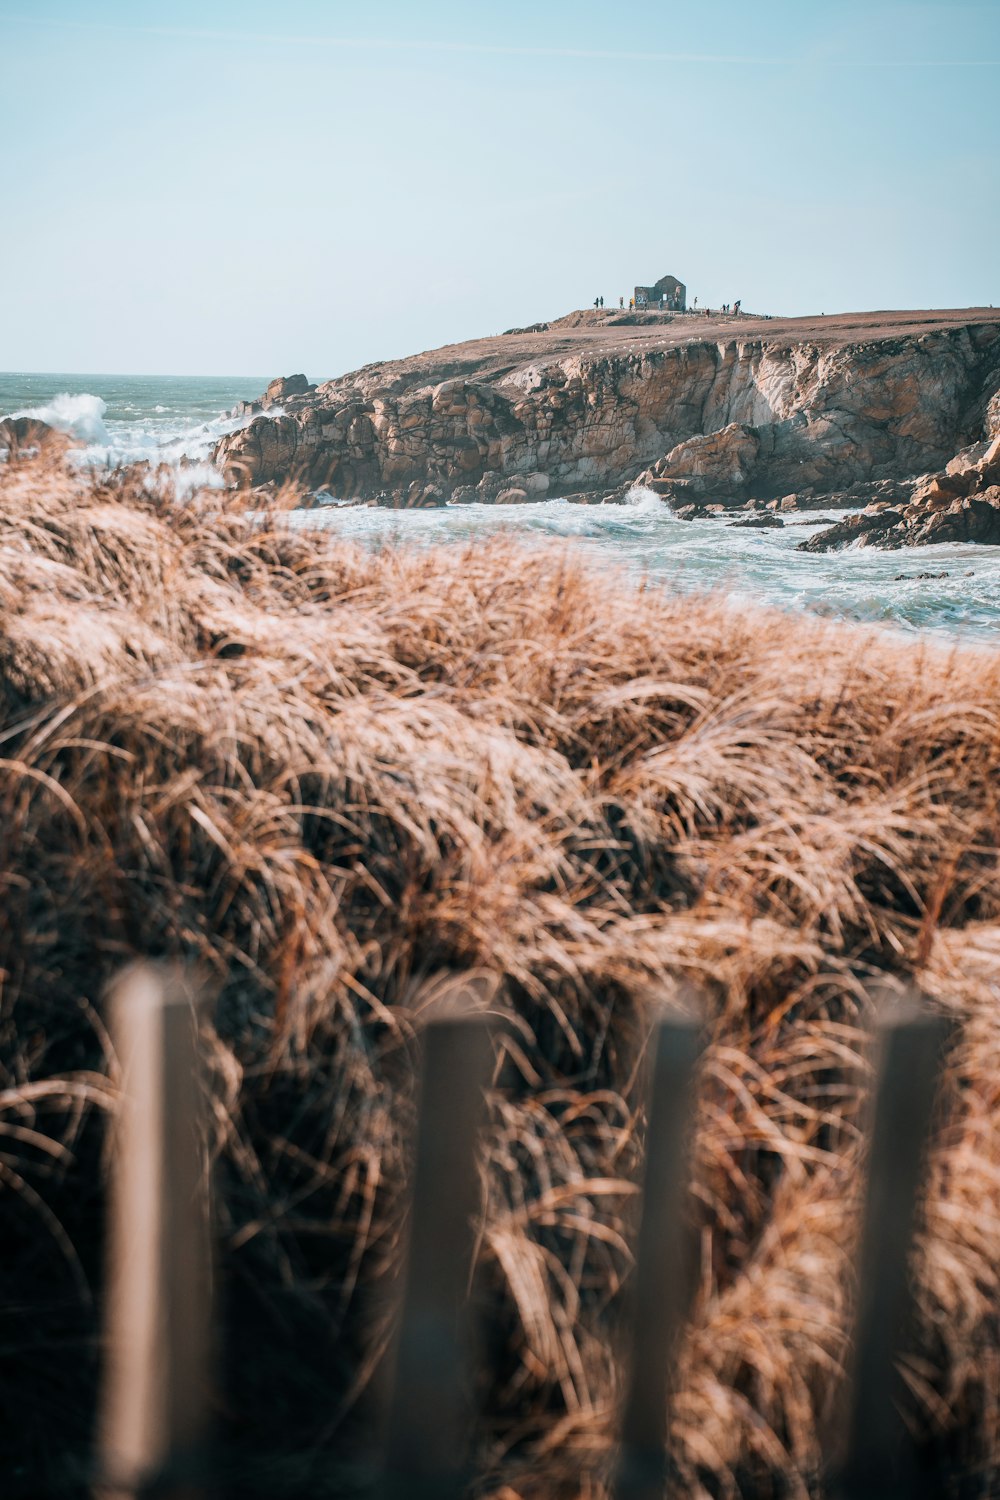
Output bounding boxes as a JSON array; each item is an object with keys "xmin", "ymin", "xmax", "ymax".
[
  {"xmin": 380, "ymin": 1013, "xmax": 493, "ymax": 1500},
  {"xmin": 832, "ymin": 1001, "xmax": 951, "ymax": 1500},
  {"xmin": 613, "ymin": 1014, "xmax": 703, "ymax": 1500},
  {"xmin": 98, "ymin": 965, "xmax": 212, "ymax": 1500}
]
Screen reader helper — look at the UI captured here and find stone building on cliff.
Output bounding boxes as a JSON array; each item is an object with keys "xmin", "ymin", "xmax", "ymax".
[{"xmin": 634, "ymin": 273, "xmax": 686, "ymax": 311}]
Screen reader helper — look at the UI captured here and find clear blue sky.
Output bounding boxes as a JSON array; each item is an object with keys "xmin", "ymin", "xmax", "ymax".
[{"xmin": 2, "ymin": 0, "xmax": 998, "ymax": 377}]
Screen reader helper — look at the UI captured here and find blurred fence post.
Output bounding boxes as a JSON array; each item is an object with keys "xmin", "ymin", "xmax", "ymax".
[
  {"xmin": 97, "ymin": 965, "xmax": 212, "ymax": 1500},
  {"xmin": 833, "ymin": 1002, "xmax": 951, "ymax": 1500},
  {"xmin": 380, "ymin": 1012, "xmax": 493, "ymax": 1500},
  {"xmin": 613, "ymin": 1014, "xmax": 703, "ymax": 1500}
]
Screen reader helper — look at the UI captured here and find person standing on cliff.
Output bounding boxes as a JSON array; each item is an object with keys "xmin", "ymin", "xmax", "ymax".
[
  {"xmin": 734, "ymin": 299, "xmax": 742, "ymax": 316},
  {"xmin": 600, "ymin": 296, "xmax": 604, "ymax": 308},
  {"xmin": 619, "ymin": 296, "xmax": 624, "ymax": 308}
]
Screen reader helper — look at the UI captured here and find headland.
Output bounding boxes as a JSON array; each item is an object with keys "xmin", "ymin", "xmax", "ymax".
[{"xmin": 215, "ymin": 305, "xmax": 1000, "ymax": 548}]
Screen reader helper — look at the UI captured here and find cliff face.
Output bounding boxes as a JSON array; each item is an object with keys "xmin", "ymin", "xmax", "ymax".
[{"xmin": 215, "ymin": 309, "xmax": 1000, "ymax": 507}]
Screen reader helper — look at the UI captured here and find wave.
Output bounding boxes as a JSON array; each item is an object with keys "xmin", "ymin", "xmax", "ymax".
[
  {"xmin": 624, "ymin": 482, "xmax": 670, "ymax": 512},
  {"xmin": 1, "ymin": 391, "xmax": 279, "ymax": 490},
  {"xmin": 10, "ymin": 392, "xmax": 111, "ymax": 446}
]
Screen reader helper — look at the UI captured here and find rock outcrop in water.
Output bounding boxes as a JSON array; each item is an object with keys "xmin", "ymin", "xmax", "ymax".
[
  {"xmin": 0, "ymin": 415, "xmax": 77, "ymax": 458},
  {"xmin": 215, "ymin": 309, "xmax": 1000, "ymax": 512},
  {"xmin": 801, "ymin": 435, "xmax": 1000, "ymax": 551}
]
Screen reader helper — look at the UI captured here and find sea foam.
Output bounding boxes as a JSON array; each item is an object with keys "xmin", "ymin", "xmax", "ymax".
[
  {"xmin": 11, "ymin": 392, "xmax": 111, "ymax": 446},
  {"xmin": 625, "ymin": 482, "xmax": 670, "ymax": 512}
]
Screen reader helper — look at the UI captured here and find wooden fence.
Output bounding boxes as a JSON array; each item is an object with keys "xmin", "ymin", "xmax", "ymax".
[{"xmin": 95, "ymin": 965, "xmax": 950, "ymax": 1500}]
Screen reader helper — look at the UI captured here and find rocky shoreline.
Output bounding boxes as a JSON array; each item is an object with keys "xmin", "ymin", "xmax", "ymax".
[
  {"xmin": 798, "ymin": 432, "xmax": 1000, "ymax": 551},
  {"xmin": 213, "ymin": 307, "xmax": 1000, "ymax": 548}
]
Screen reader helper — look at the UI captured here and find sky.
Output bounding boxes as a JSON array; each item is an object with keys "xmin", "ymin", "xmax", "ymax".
[{"xmin": 1, "ymin": 0, "xmax": 999, "ymax": 377}]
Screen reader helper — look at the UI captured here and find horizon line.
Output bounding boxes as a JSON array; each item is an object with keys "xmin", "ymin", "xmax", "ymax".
[{"xmin": 0, "ymin": 367, "xmax": 275, "ymax": 383}]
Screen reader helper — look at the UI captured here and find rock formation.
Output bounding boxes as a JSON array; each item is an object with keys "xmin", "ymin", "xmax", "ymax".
[
  {"xmin": 215, "ymin": 309, "xmax": 1000, "ymax": 513},
  {"xmin": 0, "ymin": 415, "xmax": 77, "ymax": 458},
  {"xmin": 728, "ymin": 511, "xmax": 784, "ymax": 529},
  {"xmin": 643, "ymin": 423, "xmax": 760, "ymax": 500},
  {"xmin": 801, "ymin": 435, "xmax": 1000, "ymax": 551}
]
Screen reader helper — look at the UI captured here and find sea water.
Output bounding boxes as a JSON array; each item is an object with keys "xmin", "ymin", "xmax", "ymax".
[
  {"xmin": 297, "ymin": 488, "xmax": 1000, "ymax": 642},
  {"xmin": 0, "ymin": 371, "xmax": 266, "ymax": 488},
  {"xmin": 3, "ymin": 371, "xmax": 999, "ymax": 642}
]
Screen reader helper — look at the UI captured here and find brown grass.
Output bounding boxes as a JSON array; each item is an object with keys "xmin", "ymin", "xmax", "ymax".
[{"xmin": 2, "ymin": 454, "xmax": 1000, "ymax": 1497}]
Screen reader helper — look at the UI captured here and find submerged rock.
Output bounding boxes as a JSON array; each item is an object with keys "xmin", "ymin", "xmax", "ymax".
[
  {"xmin": 728, "ymin": 512, "xmax": 784, "ymax": 529},
  {"xmin": 893, "ymin": 570, "xmax": 953, "ymax": 581}
]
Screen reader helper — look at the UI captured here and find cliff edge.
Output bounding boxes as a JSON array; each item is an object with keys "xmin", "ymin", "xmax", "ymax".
[{"xmin": 215, "ymin": 308, "xmax": 1000, "ymax": 517}]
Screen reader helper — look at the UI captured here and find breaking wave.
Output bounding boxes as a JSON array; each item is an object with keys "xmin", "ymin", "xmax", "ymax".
[
  {"xmin": 624, "ymin": 482, "xmax": 669, "ymax": 511},
  {"xmin": 10, "ymin": 392, "xmax": 112, "ymax": 446},
  {"xmin": 2, "ymin": 387, "xmax": 270, "ymax": 485}
]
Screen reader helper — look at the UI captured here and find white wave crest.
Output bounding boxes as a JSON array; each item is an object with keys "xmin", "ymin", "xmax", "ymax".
[
  {"xmin": 2, "ymin": 388, "xmax": 284, "ymax": 497},
  {"xmin": 11, "ymin": 392, "xmax": 111, "ymax": 446},
  {"xmin": 171, "ymin": 463, "xmax": 226, "ymax": 498},
  {"xmin": 624, "ymin": 483, "xmax": 669, "ymax": 512}
]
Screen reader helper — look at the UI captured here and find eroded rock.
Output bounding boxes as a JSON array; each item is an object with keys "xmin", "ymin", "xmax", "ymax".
[
  {"xmin": 265, "ymin": 374, "xmax": 314, "ymax": 403},
  {"xmin": 0, "ymin": 416, "xmax": 77, "ymax": 458},
  {"xmin": 802, "ymin": 436, "xmax": 1000, "ymax": 550},
  {"xmin": 728, "ymin": 512, "xmax": 784, "ymax": 529},
  {"xmin": 797, "ymin": 510, "xmax": 906, "ymax": 552},
  {"xmin": 646, "ymin": 423, "xmax": 760, "ymax": 499},
  {"xmin": 215, "ymin": 312, "xmax": 1000, "ymax": 511}
]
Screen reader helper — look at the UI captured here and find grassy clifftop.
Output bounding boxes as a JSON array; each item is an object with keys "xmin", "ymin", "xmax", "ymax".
[{"xmin": 3, "ymin": 456, "xmax": 1000, "ymax": 1496}]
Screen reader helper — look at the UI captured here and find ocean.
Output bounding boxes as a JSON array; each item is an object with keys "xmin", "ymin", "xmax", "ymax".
[
  {"xmin": 0, "ymin": 370, "xmax": 266, "ymax": 486},
  {"xmin": 3, "ymin": 370, "xmax": 1000, "ymax": 642}
]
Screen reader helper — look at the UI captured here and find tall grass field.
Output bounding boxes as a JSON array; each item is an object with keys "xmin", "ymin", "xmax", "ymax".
[{"xmin": 3, "ymin": 455, "xmax": 1000, "ymax": 1497}]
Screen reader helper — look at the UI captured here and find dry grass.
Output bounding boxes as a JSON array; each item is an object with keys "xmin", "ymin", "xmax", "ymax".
[{"xmin": 2, "ymin": 454, "xmax": 1000, "ymax": 1497}]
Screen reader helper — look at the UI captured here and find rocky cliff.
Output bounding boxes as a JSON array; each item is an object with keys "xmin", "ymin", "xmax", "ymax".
[{"xmin": 215, "ymin": 308, "xmax": 1000, "ymax": 513}]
